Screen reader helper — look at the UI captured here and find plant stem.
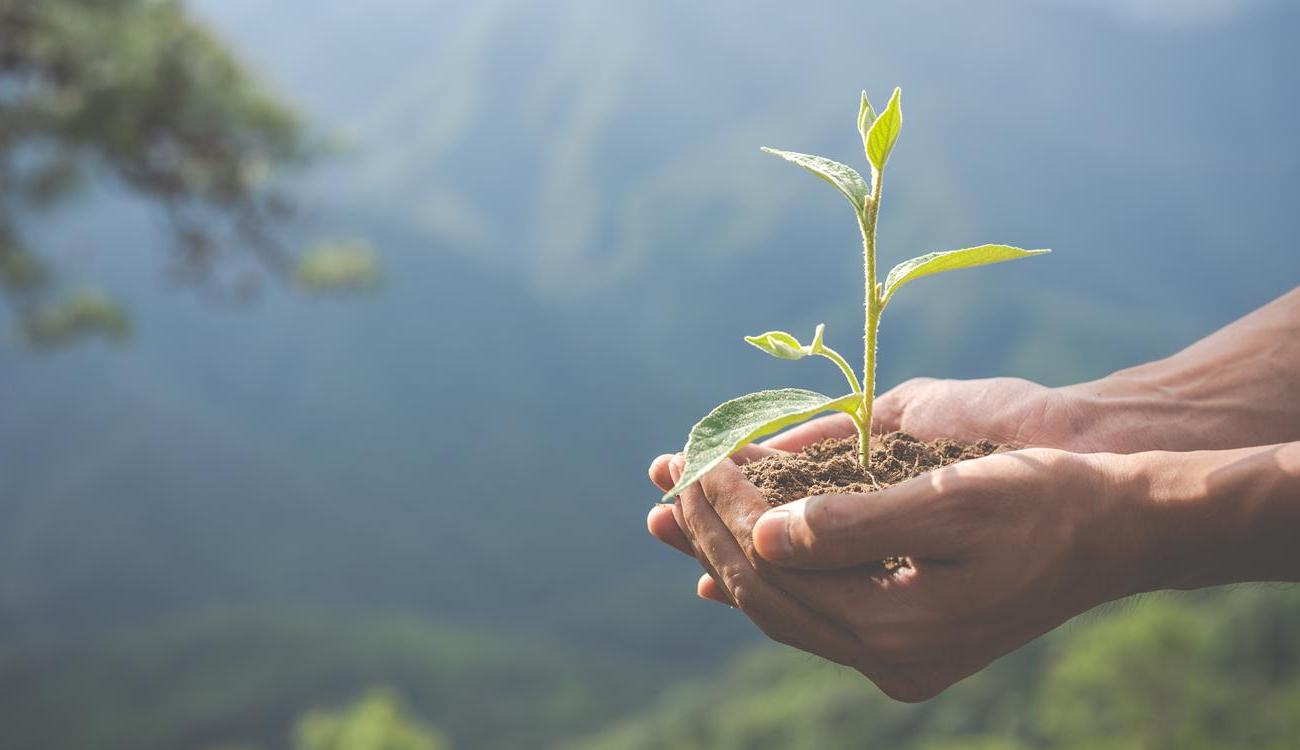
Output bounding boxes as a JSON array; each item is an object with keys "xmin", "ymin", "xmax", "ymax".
[
  {"xmin": 857, "ymin": 172, "xmax": 884, "ymax": 469},
  {"xmin": 817, "ymin": 346, "xmax": 862, "ymax": 395}
]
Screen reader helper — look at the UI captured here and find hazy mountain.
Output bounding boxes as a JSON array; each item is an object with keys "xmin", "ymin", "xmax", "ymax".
[
  {"xmin": 2, "ymin": 0, "xmax": 1297, "ymax": 662},
  {"xmin": 193, "ymin": 0, "xmax": 1300, "ymax": 382}
]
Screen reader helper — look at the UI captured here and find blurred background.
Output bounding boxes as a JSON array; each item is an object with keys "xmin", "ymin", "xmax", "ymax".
[{"xmin": 1, "ymin": 0, "xmax": 1298, "ymax": 748}]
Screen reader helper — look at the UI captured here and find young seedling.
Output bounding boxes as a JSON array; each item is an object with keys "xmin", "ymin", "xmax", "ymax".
[{"xmin": 662, "ymin": 87, "xmax": 1049, "ymax": 501}]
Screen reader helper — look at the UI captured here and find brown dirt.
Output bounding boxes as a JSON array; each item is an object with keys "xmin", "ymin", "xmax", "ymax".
[
  {"xmin": 742, "ymin": 431, "xmax": 1006, "ymax": 507},
  {"xmin": 742, "ymin": 432, "xmax": 1005, "ymax": 573}
]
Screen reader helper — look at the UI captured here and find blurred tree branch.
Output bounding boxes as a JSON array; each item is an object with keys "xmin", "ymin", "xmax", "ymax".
[{"xmin": 0, "ymin": 0, "xmax": 313, "ymax": 346}]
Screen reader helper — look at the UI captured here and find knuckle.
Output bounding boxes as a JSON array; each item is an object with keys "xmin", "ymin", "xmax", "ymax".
[
  {"xmin": 801, "ymin": 494, "xmax": 852, "ymax": 542},
  {"xmin": 728, "ymin": 581, "xmax": 758, "ymax": 612}
]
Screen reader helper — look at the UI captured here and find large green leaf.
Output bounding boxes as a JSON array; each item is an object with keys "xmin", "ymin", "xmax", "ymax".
[
  {"xmin": 882, "ymin": 244, "xmax": 1051, "ymax": 305},
  {"xmin": 759, "ymin": 147, "xmax": 870, "ymax": 212},
  {"xmin": 662, "ymin": 389, "xmax": 861, "ymax": 502},
  {"xmin": 866, "ymin": 87, "xmax": 902, "ymax": 172}
]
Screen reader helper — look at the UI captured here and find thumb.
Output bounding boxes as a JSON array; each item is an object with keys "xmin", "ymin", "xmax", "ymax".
[{"xmin": 751, "ymin": 481, "xmax": 959, "ymax": 569}]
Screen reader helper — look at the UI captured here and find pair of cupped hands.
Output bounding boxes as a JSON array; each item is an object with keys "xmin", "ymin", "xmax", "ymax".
[{"xmin": 647, "ymin": 376, "xmax": 1177, "ymax": 702}]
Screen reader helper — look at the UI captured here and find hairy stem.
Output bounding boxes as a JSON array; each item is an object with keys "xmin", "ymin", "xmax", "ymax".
[
  {"xmin": 858, "ymin": 173, "xmax": 884, "ymax": 469},
  {"xmin": 817, "ymin": 346, "xmax": 862, "ymax": 394}
]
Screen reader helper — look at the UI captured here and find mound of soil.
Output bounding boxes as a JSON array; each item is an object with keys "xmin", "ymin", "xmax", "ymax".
[{"xmin": 742, "ymin": 431, "xmax": 1005, "ymax": 507}]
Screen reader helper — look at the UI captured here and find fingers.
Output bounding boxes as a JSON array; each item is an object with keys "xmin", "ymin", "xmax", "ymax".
[
  {"xmin": 649, "ymin": 454, "xmax": 675, "ymax": 493},
  {"xmin": 733, "ymin": 443, "xmax": 785, "ymax": 464},
  {"xmin": 697, "ymin": 458, "xmax": 887, "ymax": 615},
  {"xmin": 762, "ymin": 413, "xmax": 858, "ymax": 451},
  {"xmin": 649, "ymin": 444, "xmax": 785, "ymax": 556},
  {"xmin": 697, "ymin": 573, "xmax": 733, "ymax": 605},
  {"xmin": 757, "ymin": 381, "xmax": 941, "ymax": 452},
  {"xmin": 752, "ymin": 470, "xmax": 967, "ymax": 569},
  {"xmin": 678, "ymin": 462, "xmax": 863, "ymax": 664},
  {"xmin": 669, "ymin": 457, "xmax": 733, "ymax": 609},
  {"xmin": 650, "ymin": 444, "xmax": 782, "ymax": 495},
  {"xmin": 647, "ymin": 504, "xmax": 694, "ymax": 557}
]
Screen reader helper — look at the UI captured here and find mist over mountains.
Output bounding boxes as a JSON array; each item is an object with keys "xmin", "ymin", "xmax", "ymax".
[{"xmin": 3, "ymin": 0, "xmax": 1298, "ymax": 660}]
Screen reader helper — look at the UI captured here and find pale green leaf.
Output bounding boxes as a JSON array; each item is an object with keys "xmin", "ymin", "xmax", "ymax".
[
  {"xmin": 857, "ymin": 90, "xmax": 877, "ymax": 153},
  {"xmin": 759, "ymin": 147, "xmax": 870, "ymax": 212},
  {"xmin": 662, "ymin": 389, "xmax": 861, "ymax": 501},
  {"xmin": 882, "ymin": 244, "xmax": 1051, "ymax": 305},
  {"xmin": 745, "ymin": 324, "xmax": 861, "ymax": 394},
  {"xmin": 744, "ymin": 330, "xmax": 806, "ymax": 360},
  {"xmin": 809, "ymin": 323, "xmax": 826, "ymax": 354},
  {"xmin": 866, "ymin": 87, "xmax": 902, "ymax": 172}
]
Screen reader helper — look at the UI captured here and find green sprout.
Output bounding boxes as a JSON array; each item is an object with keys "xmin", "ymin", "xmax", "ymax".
[{"xmin": 662, "ymin": 87, "xmax": 1050, "ymax": 501}]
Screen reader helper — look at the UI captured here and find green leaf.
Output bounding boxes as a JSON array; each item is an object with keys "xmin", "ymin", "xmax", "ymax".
[
  {"xmin": 759, "ymin": 147, "xmax": 870, "ymax": 212},
  {"xmin": 809, "ymin": 322, "xmax": 826, "ymax": 354},
  {"xmin": 857, "ymin": 90, "xmax": 877, "ymax": 154},
  {"xmin": 882, "ymin": 244, "xmax": 1051, "ymax": 305},
  {"xmin": 662, "ymin": 389, "xmax": 861, "ymax": 502},
  {"xmin": 866, "ymin": 87, "xmax": 902, "ymax": 172},
  {"xmin": 744, "ymin": 330, "xmax": 806, "ymax": 360}
]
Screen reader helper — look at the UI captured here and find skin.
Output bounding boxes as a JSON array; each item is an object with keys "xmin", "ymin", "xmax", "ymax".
[{"xmin": 647, "ymin": 286, "xmax": 1300, "ymax": 701}]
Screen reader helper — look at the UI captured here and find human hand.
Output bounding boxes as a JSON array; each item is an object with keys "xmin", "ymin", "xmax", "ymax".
[
  {"xmin": 647, "ymin": 375, "xmax": 1097, "ymax": 586},
  {"xmin": 653, "ymin": 446, "xmax": 1146, "ymax": 702},
  {"xmin": 759, "ymin": 371, "xmax": 1270, "ymax": 456},
  {"xmin": 771, "ymin": 376, "xmax": 1100, "ymax": 451}
]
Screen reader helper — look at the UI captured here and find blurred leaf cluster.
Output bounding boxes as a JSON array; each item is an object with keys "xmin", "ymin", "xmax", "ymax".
[
  {"xmin": 0, "ymin": 0, "xmax": 303, "ymax": 210},
  {"xmin": 295, "ymin": 240, "xmax": 381, "ymax": 293},
  {"xmin": 2, "ymin": 590, "xmax": 1297, "ymax": 749},
  {"xmin": 17, "ymin": 287, "xmax": 129, "ymax": 347},
  {"xmin": 0, "ymin": 0, "xmax": 308, "ymax": 343},
  {"xmin": 295, "ymin": 688, "xmax": 449, "ymax": 750},
  {"xmin": 0, "ymin": 609, "xmax": 664, "ymax": 750},
  {"xmin": 573, "ymin": 588, "xmax": 1300, "ymax": 750}
]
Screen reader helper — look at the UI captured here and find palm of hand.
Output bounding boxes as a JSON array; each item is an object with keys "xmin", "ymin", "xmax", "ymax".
[
  {"xmin": 874, "ymin": 377, "xmax": 1096, "ymax": 450},
  {"xmin": 756, "ymin": 376, "xmax": 1092, "ymax": 455}
]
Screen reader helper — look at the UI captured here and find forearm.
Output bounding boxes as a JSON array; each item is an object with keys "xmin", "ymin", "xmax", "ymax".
[
  {"xmin": 1117, "ymin": 442, "xmax": 1300, "ymax": 593},
  {"xmin": 1062, "ymin": 286, "xmax": 1300, "ymax": 451}
]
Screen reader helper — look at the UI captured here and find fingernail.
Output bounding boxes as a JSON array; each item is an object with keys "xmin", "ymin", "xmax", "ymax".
[{"xmin": 753, "ymin": 508, "xmax": 794, "ymax": 561}]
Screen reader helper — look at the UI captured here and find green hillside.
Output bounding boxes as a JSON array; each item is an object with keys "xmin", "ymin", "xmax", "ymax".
[
  {"xmin": 570, "ymin": 588, "xmax": 1300, "ymax": 750},
  {"xmin": 0, "ymin": 608, "xmax": 668, "ymax": 750}
]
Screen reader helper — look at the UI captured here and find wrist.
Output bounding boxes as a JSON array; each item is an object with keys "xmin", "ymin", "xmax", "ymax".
[
  {"xmin": 1115, "ymin": 444, "xmax": 1300, "ymax": 592},
  {"xmin": 1063, "ymin": 343, "xmax": 1300, "ymax": 452},
  {"xmin": 1069, "ymin": 451, "xmax": 1175, "ymax": 601},
  {"xmin": 1055, "ymin": 370, "xmax": 1182, "ymax": 453}
]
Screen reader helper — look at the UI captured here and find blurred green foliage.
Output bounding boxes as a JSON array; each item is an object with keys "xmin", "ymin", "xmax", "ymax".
[
  {"xmin": 0, "ymin": 0, "xmax": 302, "ymax": 208},
  {"xmin": 295, "ymin": 688, "xmax": 449, "ymax": 750},
  {"xmin": 17, "ymin": 287, "xmax": 129, "ymax": 346},
  {"xmin": 0, "ymin": 0, "xmax": 307, "ymax": 336},
  {"xmin": 571, "ymin": 588, "xmax": 1300, "ymax": 750},
  {"xmin": 0, "ymin": 608, "xmax": 666, "ymax": 750},
  {"xmin": 4, "ymin": 590, "xmax": 1297, "ymax": 749},
  {"xmin": 295, "ymin": 240, "xmax": 381, "ymax": 292}
]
